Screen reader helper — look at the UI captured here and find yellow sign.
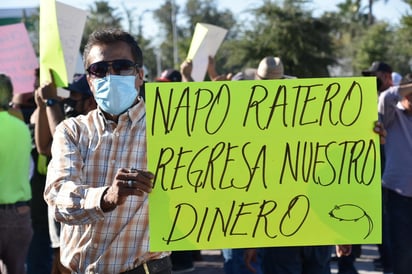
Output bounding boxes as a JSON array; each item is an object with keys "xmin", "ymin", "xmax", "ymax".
[
  {"xmin": 39, "ymin": 0, "xmax": 67, "ymax": 87},
  {"xmin": 146, "ymin": 77, "xmax": 381, "ymax": 251}
]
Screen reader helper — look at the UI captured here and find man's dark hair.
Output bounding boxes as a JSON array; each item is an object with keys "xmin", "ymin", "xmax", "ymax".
[{"xmin": 83, "ymin": 29, "xmax": 143, "ymax": 69}]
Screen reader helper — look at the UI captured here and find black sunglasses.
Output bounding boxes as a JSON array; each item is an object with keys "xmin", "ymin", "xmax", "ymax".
[{"xmin": 87, "ymin": 59, "xmax": 137, "ymax": 78}]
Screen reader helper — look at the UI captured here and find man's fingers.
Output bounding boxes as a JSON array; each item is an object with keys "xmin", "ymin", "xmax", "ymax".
[
  {"xmin": 49, "ymin": 69, "xmax": 56, "ymax": 86},
  {"xmin": 114, "ymin": 168, "xmax": 154, "ymax": 198},
  {"xmin": 118, "ymin": 169, "xmax": 154, "ymax": 183}
]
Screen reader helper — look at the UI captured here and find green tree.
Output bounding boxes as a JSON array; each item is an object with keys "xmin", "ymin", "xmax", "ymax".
[
  {"xmin": 353, "ymin": 22, "xmax": 394, "ymax": 73},
  {"xmin": 392, "ymin": 0, "xmax": 412, "ymax": 74},
  {"xmin": 80, "ymin": 1, "xmax": 123, "ymax": 53},
  {"xmin": 229, "ymin": 0, "xmax": 336, "ymax": 77},
  {"xmin": 321, "ymin": 0, "xmax": 370, "ymax": 75}
]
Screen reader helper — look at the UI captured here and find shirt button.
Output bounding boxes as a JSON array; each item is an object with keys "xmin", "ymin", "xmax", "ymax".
[
  {"xmin": 93, "ymin": 243, "xmax": 98, "ymax": 248},
  {"xmin": 111, "ymin": 160, "xmax": 116, "ymax": 165}
]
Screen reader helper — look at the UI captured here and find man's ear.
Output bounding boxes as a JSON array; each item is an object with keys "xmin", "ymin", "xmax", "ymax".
[{"xmin": 136, "ymin": 68, "xmax": 144, "ymax": 87}]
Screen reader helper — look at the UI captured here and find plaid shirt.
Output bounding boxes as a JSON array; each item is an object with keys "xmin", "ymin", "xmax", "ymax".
[{"xmin": 44, "ymin": 100, "xmax": 169, "ymax": 273}]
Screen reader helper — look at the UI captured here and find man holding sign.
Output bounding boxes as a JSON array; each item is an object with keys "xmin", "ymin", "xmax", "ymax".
[{"xmin": 44, "ymin": 29, "xmax": 171, "ymax": 274}]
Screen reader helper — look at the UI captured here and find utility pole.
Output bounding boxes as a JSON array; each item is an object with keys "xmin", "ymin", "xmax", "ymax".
[
  {"xmin": 171, "ymin": 0, "xmax": 178, "ymax": 68},
  {"xmin": 138, "ymin": 9, "xmax": 152, "ymax": 41}
]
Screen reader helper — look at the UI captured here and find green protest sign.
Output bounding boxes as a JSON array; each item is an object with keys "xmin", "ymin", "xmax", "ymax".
[
  {"xmin": 39, "ymin": 0, "xmax": 67, "ymax": 87},
  {"xmin": 145, "ymin": 77, "xmax": 381, "ymax": 251}
]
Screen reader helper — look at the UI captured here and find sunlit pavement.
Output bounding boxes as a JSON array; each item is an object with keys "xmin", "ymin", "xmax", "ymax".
[{"xmin": 188, "ymin": 245, "xmax": 386, "ymax": 274}]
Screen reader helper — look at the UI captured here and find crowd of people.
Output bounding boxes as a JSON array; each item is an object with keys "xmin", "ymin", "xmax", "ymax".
[{"xmin": 0, "ymin": 26, "xmax": 408, "ymax": 274}]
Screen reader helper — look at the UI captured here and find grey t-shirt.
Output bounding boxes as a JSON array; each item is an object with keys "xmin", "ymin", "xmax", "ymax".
[{"xmin": 379, "ymin": 86, "xmax": 412, "ymax": 197}]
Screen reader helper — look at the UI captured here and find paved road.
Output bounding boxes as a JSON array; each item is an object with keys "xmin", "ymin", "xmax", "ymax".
[{"xmin": 186, "ymin": 245, "xmax": 386, "ymax": 274}]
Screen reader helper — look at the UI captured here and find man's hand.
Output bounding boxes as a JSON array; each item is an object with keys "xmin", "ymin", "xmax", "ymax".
[
  {"xmin": 180, "ymin": 59, "xmax": 194, "ymax": 82},
  {"xmin": 38, "ymin": 69, "xmax": 59, "ymax": 101},
  {"xmin": 374, "ymin": 121, "xmax": 386, "ymax": 144},
  {"xmin": 207, "ymin": 55, "xmax": 232, "ymax": 81},
  {"xmin": 101, "ymin": 168, "xmax": 154, "ymax": 212},
  {"xmin": 336, "ymin": 245, "xmax": 352, "ymax": 257}
]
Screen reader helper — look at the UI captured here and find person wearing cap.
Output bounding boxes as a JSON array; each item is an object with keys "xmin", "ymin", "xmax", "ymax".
[
  {"xmin": 62, "ymin": 73, "xmax": 96, "ymax": 118},
  {"xmin": 155, "ymin": 68, "xmax": 183, "ymax": 82},
  {"xmin": 362, "ymin": 61, "xmax": 393, "ymax": 93},
  {"xmin": 34, "ymin": 72, "xmax": 96, "ymax": 274}
]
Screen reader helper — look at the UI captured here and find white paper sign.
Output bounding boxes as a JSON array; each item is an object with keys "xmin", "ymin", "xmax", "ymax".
[
  {"xmin": 186, "ymin": 23, "xmax": 228, "ymax": 81},
  {"xmin": 56, "ymin": 1, "xmax": 87, "ymax": 84}
]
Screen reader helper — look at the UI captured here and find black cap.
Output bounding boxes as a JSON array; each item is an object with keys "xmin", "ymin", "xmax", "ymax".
[
  {"xmin": 362, "ymin": 61, "xmax": 392, "ymax": 76},
  {"xmin": 65, "ymin": 74, "xmax": 92, "ymax": 97},
  {"xmin": 155, "ymin": 69, "xmax": 182, "ymax": 82}
]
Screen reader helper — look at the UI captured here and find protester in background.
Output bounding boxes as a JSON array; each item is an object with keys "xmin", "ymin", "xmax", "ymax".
[
  {"xmin": 156, "ymin": 68, "xmax": 182, "ymax": 82},
  {"xmin": 34, "ymin": 72, "xmax": 96, "ymax": 274},
  {"xmin": 0, "ymin": 73, "xmax": 33, "ymax": 274},
  {"xmin": 43, "ymin": 28, "xmax": 171, "ymax": 273},
  {"xmin": 378, "ymin": 79, "xmax": 412, "ymax": 274},
  {"xmin": 9, "ymin": 68, "xmax": 54, "ymax": 274},
  {"xmin": 362, "ymin": 61, "xmax": 394, "ymax": 273},
  {"xmin": 362, "ymin": 61, "xmax": 393, "ymax": 93}
]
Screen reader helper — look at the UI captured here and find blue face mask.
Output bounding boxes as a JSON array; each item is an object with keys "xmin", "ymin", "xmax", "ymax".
[{"xmin": 92, "ymin": 75, "xmax": 138, "ymax": 115}]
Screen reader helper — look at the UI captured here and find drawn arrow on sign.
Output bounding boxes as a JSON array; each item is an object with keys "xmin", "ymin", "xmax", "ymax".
[{"xmin": 328, "ymin": 203, "xmax": 373, "ymax": 239}]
